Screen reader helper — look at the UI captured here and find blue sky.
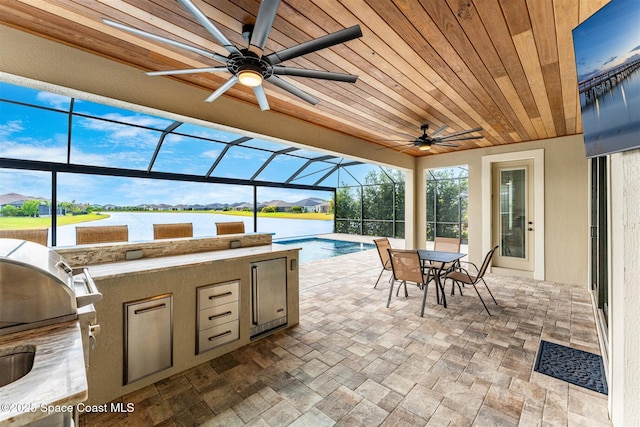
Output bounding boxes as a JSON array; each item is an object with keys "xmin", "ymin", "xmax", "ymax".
[
  {"xmin": 572, "ymin": 0, "xmax": 640, "ymax": 81},
  {"xmin": 0, "ymin": 81, "xmax": 384, "ymax": 206}
]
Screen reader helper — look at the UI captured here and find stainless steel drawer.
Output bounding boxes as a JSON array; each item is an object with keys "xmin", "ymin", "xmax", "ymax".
[
  {"xmin": 198, "ymin": 301, "xmax": 238, "ymax": 330},
  {"xmin": 198, "ymin": 320, "xmax": 239, "ymax": 353},
  {"xmin": 124, "ymin": 294, "xmax": 172, "ymax": 384},
  {"xmin": 198, "ymin": 281, "xmax": 239, "ymax": 309}
]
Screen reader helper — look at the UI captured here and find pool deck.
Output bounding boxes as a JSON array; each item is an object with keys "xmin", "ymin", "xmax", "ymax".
[{"xmin": 81, "ymin": 233, "xmax": 608, "ymax": 426}]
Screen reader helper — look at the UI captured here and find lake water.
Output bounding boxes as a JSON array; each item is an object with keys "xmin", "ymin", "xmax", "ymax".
[
  {"xmin": 54, "ymin": 211, "xmax": 333, "ymax": 246},
  {"xmin": 581, "ymin": 68, "xmax": 640, "ymax": 156}
]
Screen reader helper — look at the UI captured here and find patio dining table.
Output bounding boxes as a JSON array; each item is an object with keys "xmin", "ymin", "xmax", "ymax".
[{"xmin": 417, "ymin": 250, "xmax": 466, "ymax": 312}]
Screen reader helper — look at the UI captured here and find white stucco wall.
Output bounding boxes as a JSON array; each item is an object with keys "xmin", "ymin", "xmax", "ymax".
[
  {"xmin": 416, "ymin": 135, "xmax": 589, "ymax": 286},
  {"xmin": 609, "ymin": 149, "xmax": 640, "ymax": 426}
]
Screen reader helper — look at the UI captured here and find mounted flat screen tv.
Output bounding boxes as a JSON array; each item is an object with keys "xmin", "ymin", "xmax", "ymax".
[{"xmin": 572, "ymin": 0, "xmax": 640, "ymax": 158}]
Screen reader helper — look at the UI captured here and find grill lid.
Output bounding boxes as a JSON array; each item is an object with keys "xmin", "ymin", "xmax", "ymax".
[
  {"xmin": 0, "ymin": 238, "xmax": 77, "ymax": 332},
  {"xmin": 0, "ymin": 238, "xmax": 74, "ymax": 285}
]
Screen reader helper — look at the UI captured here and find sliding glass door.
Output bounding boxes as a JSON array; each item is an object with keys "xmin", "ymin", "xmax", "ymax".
[{"xmin": 591, "ymin": 157, "xmax": 608, "ymax": 327}]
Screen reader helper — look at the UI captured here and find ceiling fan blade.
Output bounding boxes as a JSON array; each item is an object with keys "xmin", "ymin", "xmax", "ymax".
[
  {"xmin": 266, "ymin": 75, "xmax": 319, "ymax": 105},
  {"xmin": 265, "ymin": 25, "xmax": 362, "ymax": 66},
  {"xmin": 430, "ymin": 125, "xmax": 448, "ymax": 137},
  {"xmin": 433, "ymin": 142, "xmax": 460, "ymax": 147},
  {"xmin": 249, "ymin": 0, "xmax": 280, "ymax": 55},
  {"xmin": 272, "ymin": 66, "xmax": 358, "ymax": 82},
  {"xmin": 204, "ymin": 75, "xmax": 238, "ymax": 102},
  {"xmin": 177, "ymin": 0, "xmax": 241, "ymax": 55},
  {"xmin": 435, "ymin": 135, "xmax": 484, "ymax": 142},
  {"xmin": 397, "ymin": 144, "xmax": 419, "ymax": 154},
  {"xmin": 438, "ymin": 127, "xmax": 483, "ymax": 139},
  {"xmin": 375, "ymin": 142, "xmax": 414, "ymax": 150},
  {"xmin": 146, "ymin": 66, "xmax": 228, "ymax": 76},
  {"xmin": 102, "ymin": 18, "xmax": 228, "ymax": 63},
  {"xmin": 253, "ymin": 85, "xmax": 270, "ymax": 111}
]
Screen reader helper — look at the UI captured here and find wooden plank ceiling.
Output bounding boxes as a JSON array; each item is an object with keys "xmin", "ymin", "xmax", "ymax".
[{"xmin": 0, "ymin": 0, "xmax": 608, "ymax": 156}]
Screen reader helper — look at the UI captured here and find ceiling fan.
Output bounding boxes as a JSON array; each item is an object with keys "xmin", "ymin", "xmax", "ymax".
[
  {"xmin": 102, "ymin": 0, "xmax": 362, "ymax": 111},
  {"xmin": 381, "ymin": 124, "xmax": 484, "ymax": 152}
]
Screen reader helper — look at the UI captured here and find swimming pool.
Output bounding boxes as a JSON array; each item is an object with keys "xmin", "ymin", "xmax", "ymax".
[{"xmin": 274, "ymin": 237, "xmax": 375, "ymax": 263}]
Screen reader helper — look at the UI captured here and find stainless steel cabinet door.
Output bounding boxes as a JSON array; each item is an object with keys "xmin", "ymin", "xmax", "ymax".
[
  {"xmin": 124, "ymin": 294, "xmax": 172, "ymax": 384},
  {"xmin": 251, "ymin": 258, "xmax": 287, "ymax": 326}
]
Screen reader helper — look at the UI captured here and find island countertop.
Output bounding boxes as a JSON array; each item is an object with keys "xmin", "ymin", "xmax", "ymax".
[
  {"xmin": 86, "ymin": 243, "xmax": 299, "ymax": 280},
  {"xmin": 0, "ymin": 321, "xmax": 87, "ymax": 425}
]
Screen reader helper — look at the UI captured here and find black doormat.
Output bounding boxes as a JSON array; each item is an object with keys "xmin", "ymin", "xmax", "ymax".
[{"xmin": 534, "ymin": 340, "xmax": 607, "ymax": 394}]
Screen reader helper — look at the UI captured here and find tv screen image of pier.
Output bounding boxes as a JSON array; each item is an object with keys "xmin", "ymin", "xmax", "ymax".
[{"xmin": 572, "ymin": 0, "xmax": 640, "ymax": 158}]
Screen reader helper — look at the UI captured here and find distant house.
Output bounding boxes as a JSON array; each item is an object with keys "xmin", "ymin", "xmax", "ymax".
[
  {"xmin": 316, "ymin": 202, "xmax": 332, "ymax": 213},
  {"xmin": 0, "ymin": 192, "xmax": 41, "ymax": 208},
  {"xmin": 294, "ymin": 197, "xmax": 327, "ymax": 212},
  {"xmin": 0, "ymin": 192, "xmax": 54, "ymax": 216},
  {"xmin": 205, "ymin": 203, "xmax": 227, "ymax": 210},
  {"xmin": 262, "ymin": 200, "xmax": 293, "ymax": 212},
  {"xmin": 234, "ymin": 202, "xmax": 253, "ymax": 211},
  {"xmin": 147, "ymin": 203, "xmax": 172, "ymax": 211}
]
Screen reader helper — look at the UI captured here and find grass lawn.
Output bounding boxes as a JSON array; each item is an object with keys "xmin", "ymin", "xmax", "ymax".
[
  {"xmin": 210, "ymin": 210, "xmax": 333, "ymax": 220},
  {"xmin": 0, "ymin": 213, "xmax": 110, "ymax": 230}
]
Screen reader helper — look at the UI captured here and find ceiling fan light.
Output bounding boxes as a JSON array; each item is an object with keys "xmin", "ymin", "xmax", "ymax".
[
  {"xmin": 238, "ymin": 70, "xmax": 263, "ymax": 87},
  {"xmin": 419, "ymin": 144, "xmax": 431, "ymax": 151}
]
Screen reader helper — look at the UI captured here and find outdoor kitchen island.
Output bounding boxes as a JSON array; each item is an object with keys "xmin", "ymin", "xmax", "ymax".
[{"xmin": 57, "ymin": 233, "xmax": 300, "ymax": 407}]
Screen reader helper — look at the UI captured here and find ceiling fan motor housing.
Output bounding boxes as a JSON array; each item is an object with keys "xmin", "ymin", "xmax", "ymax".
[{"xmin": 227, "ymin": 51, "xmax": 273, "ymax": 79}]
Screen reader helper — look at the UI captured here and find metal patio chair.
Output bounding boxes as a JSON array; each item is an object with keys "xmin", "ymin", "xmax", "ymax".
[
  {"xmin": 0, "ymin": 228, "xmax": 48, "ymax": 246},
  {"xmin": 445, "ymin": 245, "xmax": 499, "ymax": 315},
  {"xmin": 386, "ymin": 248, "xmax": 437, "ymax": 317},
  {"xmin": 432, "ymin": 236, "xmax": 462, "ymax": 293},
  {"xmin": 76, "ymin": 225, "xmax": 129, "ymax": 245},
  {"xmin": 153, "ymin": 223, "xmax": 193, "ymax": 239},
  {"xmin": 373, "ymin": 238, "xmax": 393, "ymax": 288},
  {"xmin": 215, "ymin": 221, "xmax": 245, "ymax": 235}
]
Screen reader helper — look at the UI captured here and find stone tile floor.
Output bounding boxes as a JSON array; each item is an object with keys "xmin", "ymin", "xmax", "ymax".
[{"xmin": 81, "ymin": 243, "xmax": 610, "ymax": 426}]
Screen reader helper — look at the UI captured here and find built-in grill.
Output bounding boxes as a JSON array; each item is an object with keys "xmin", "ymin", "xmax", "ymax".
[{"xmin": 0, "ymin": 238, "xmax": 102, "ymax": 350}]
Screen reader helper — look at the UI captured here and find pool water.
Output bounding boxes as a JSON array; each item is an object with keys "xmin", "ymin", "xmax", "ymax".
[{"xmin": 274, "ymin": 237, "xmax": 375, "ymax": 263}]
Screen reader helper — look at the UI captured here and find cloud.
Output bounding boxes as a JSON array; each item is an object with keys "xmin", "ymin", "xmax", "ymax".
[
  {"xmin": 631, "ymin": 45, "xmax": 640, "ymax": 53},
  {"xmin": 0, "ymin": 120, "xmax": 25, "ymax": 137},
  {"xmin": 202, "ymin": 149, "xmax": 222, "ymax": 159},
  {"xmin": 0, "ymin": 170, "xmax": 52, "ymax": 197},
  {"xmin": 36, "ymin": 92, "xmax": 70, "ymax": 109},
  {"xmin": 75, "ymin": 116, "xmax": 161, "ymax": 147},
  {"xmin": 0, "ymin": 118, "xmax": 147, "ymax": 168},
  {"xmin": 0, "ymin": 126, "xmax": 68, "ymax": 161},
  {"xmin": 0, "ymin": 142, "xmax": 66, "ymax": 162},
  {"xmin": 72, "ymin": 110, "xmax": 175, "ymax": 152}
]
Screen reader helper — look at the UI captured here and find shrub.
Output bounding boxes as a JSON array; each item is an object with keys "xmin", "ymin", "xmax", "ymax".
[{"xmin": 1, "ymin": 205, "xmax": 19, "ymax": 217}]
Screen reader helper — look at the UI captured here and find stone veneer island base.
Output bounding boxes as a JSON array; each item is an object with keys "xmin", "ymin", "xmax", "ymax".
[{"xmin": 57, "ymin": 233, "xmax": 300, "ymax": 406}]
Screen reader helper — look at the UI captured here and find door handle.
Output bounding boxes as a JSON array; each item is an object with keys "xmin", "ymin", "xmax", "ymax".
[
  {"xmin": 209, "ymin": 292, "xmax": 233, "ymax": 300},
  {"xmin": 208, "ymin": 311, "xmax": 232, "ymax": 321},
  {"xmin": 251, "ymin": 265, "xmax": 258, "ymax": 326},
  {"xmin": 134, "ymin": 303, "xmax": 166, "ymax": 315}
]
